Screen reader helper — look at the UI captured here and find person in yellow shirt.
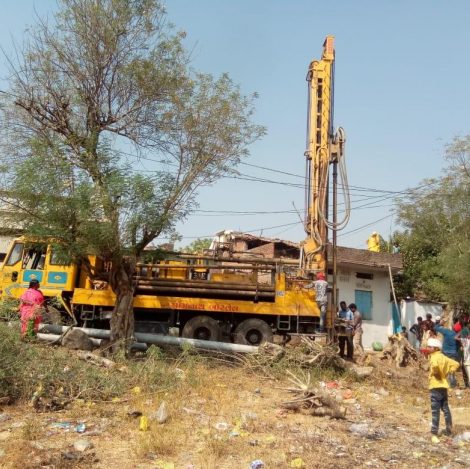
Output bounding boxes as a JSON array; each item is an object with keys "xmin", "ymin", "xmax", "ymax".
[{"xmin": 427, "ymin": 338, "xmax": 460, "ymax": 436}]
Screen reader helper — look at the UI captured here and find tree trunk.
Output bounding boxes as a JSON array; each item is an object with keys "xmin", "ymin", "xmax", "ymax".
[{"xmin": 109, "ymin": 257, "xmax": 136, "ymax": 353}]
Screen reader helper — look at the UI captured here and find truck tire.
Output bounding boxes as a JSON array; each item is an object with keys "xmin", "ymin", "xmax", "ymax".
[
  {"xmin": 182, "ymin": 315, "xmax": 222, "ymax": 342},
  {"xmin": 234, "ymin": 319, "xmax": 273, "ymax": 346}
]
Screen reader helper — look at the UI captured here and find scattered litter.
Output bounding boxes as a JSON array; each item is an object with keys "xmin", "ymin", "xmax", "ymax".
[
  {"xmin": 214, "ymin": 422, "xmax": 228, "ymax": 431},
  {"xmin": 431, "ymin": 435, "xmax": 440, "ymax": 444},
  {"xmin": 174, "ymin": 368, "xmax": 185, "ymax": 379},
  {"xmin": 290, "ymin": 457, "xmax": 305, "ymax": 468},
  {"xmin": 453, "ymin": 432, "xmax": 470, "ymax": 444},
  {"xmin": 242, "ymin": 412, "xmax": 258, "ymax": 422},
  {"xmin": 75, "ymin": 423, "xmax": 86, "ymax": 433},
  {"xmin": 139, "ymin": 416, "xmax": 149, "ymax": 431},
  {"xmin": 349, "ymin": 423, "xmax": 369, "ymax": 437},
  {"xmin": 377, "ymin": 387, "xmax": 390, "ymax": 397},
  {"xmin": 73, "ymin": 438, "xmax": 93, "ymax": 452},
  {"xmin": 155, "ymin": 461, "xmax": 174, "ymax": 469},
  {"xmin": 0, "ymin": 413, "xmax": 11, "ymax": 423},
  {"xmin": 152, "ymin": 401, "xmax": 168, "ymax": 424},
  {"xmin": 249, "ymin": 439, "xmax": 258, "ymax": 446},
  {"xmin": 413, "ymin": 452, "xmax": 424, "ymax": 458},
  {"xmin": 342, "ymin": 389, "xmax": 353, "ymax": 400},
  {"xmin": 51, "ymin": 422, "xmax": 72, "ymax": 430},
  {"xmin": 250, "ymin": 460, "xmax": 265, "ymax": 469},
  {"xmin": 455, "ymin": 390, "xmax": 463, "ymax": 399},
  {"xmin": 254, "ymin": 388, "xmax": 261, "ymax": 394},
  {"xmin": 326, "ymin": 381, "xmax": 340, "ymax": 389},
  {"xmin": 132, "ymin": 386, "xmax": 142, "ymax": 395}
]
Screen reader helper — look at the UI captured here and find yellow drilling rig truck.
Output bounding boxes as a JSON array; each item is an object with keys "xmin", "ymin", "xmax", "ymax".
[{"xmin": 0, "ymin": 36, "xmax": 346, "ymax": 345}]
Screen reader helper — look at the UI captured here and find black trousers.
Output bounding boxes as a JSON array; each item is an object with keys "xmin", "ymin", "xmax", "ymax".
[
  {"xmin": 430, "ymin": 388, "xmax": 452, "ymax": 434},
  {"xmin": 338, "ymin": 335, "xmax": 353, "ymax": 359}
]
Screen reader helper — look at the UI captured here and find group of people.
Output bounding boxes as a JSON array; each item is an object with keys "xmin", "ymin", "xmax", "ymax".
[
  {"xmin": 410, "ymin": 313, "xmax": 469, "ymax": 389},
  {"xmin": 408, "ymin": 312, "xmax": 470, "ymax": 438},
  {"xmin": 337, "ymin": 300, "xmax": 363, "ymax": 360}
]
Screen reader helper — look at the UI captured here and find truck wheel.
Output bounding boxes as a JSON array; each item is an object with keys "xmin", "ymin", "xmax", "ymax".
[
  {"xmin": 234, "ymin": 319, "xmax": 273, "ymax": 346},
  {"xmin": 182, "ymin": 316, "xmax": 222, "ymax": 342}
]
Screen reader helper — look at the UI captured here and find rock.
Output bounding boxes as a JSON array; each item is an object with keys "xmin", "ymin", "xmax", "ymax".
[
  {"xmin": 152, "ymin": 401, "xmax": 168, "ymax": 424},
  {"xmin": 377, "ymin": 387, "xmax": 390, "ymax": 397},
  {"xmin": 0, "ymin": 413, "xmax": 11, "ymax": 422},
  {"xmin": 254, "ymin": 388, "xmax": 261, "ymax": 394},
  {"xmin": 351, "ymin": 365, "xmax": 374, "ymax": 378},
  {"xmin": 214, "ymin": 422, "xmax": 228, "ymax": 431},
  {"xmin": 73, "ymin": 439, "xmax": 93, "ymax": 452},
  {"xmin": 62, "ymin": 329, "xmax": 95, "ymax": 351}
]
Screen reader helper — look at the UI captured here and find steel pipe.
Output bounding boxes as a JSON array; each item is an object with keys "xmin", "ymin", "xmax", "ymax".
[
  {"xmin": 136, "ymin": 279, "xmax": 275, "ymax": 292},
  {"xmin": 135, "ymin": 285, "xmax": 275, "ymax": 297},
  {"xmin": 39, "ymin": 324, "xmax": 259, "ymax": 353}
]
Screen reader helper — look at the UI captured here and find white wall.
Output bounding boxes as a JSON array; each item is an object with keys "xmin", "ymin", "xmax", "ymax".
[
  {"xmin": 400, "ymin": 300, "xmax": 443, "ymax": 348},
  {"xmin": 329, "ymin": 266, "xmax": 393, "ymax": 349}
]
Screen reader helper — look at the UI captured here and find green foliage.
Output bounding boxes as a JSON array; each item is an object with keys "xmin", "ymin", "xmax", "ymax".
[
  {"xmin": 0, "ymin": 0, "xmax": 265, "ymax": 340},
  {"xmin": 395, "ymin": 135, "xmax": 470, "ymax": 306},
  {"xmin": 182, "ymin": 238, "xmax": 211, "ymax": 254}
]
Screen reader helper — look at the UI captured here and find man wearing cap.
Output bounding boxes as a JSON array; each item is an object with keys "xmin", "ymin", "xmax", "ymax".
[
  {"xmin": 427, "ymin": 337, "xmax": 459, "ymax": 438},
  {"xmin": 434, "ymin": 319, "xmax": 459, "ymax": 388}
]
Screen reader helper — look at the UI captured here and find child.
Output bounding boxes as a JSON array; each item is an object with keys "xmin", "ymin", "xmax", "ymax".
[
  {"xmin": 400, "ymin": 326, "xmax": 409, "ymax": 341},
  {"xmin": 427, "ymin": 338, "xmax": 460, "ymax": 437}
]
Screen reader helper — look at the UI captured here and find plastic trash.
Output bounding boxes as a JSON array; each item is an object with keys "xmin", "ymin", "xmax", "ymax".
[
  {"xmin": 51, "ymin": 422, "xmax": 72, "ymax": 430},
  {"xmin": 431, "ymin": 435, "xmax": 440, "ymax": 444},
  {"xmin": 214, "ymin": 422, "xmax": 228, "ymax": 431},
  {"xmin": 75, "ymin": 423, "xmax": 86, "ymax": 433},
  {"xmin": 349, "ymin": 423, "xmax": 369, "ymax": 437},
  {"xmin": 250, "ymin": 460, "xmax": 265, "ymax": 469},
  {"xmin": 290, "ymin": 457, "xmax": 305, "ymax": 468},
  {"xmin": 139, "ymin": 416, "xmax": 149, "ymax": 431},
  {"xmin": 453, "ymin": 431, "xmax": 470, "ymax": 444},
  {"xmin": 326, "ymin": 381, "xmax": 340, "ymax": 389},
  {"xmin": 372, "ymin": 341, "xmax": 383, "ymax": 351},
  {"xmin": 132, "ymin": 386, "xmax": 142, "ymax": 395}
]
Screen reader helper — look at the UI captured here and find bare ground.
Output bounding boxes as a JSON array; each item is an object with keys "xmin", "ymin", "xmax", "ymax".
[{"xmin": 0, "ymin": 355, "xmax": 469, "ymax": 469}]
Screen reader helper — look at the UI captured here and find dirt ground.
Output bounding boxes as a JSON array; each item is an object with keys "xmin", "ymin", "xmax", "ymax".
[{"xmin": 0, "ymin": 354, "xmax": 469, "ymax": 469}]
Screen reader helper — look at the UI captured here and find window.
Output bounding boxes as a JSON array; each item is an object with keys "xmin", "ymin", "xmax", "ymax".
[
  {"xmin": 355, "ymin": 290, "xmax": 372, "ymax": 320},
  {"xmin": 50, "ymin": 249, "xmax": 70, "ymax": 266},
  {"xmin": 5, "ymin": 243, "xmax": 24, "ymax": 266},
  {"xmin": 22, "ymin": 246, "xmax": 47, "ymax": 270},
  {"xmin": 356, "ymin": 272, "xmax": 373, "ymax": 280}
]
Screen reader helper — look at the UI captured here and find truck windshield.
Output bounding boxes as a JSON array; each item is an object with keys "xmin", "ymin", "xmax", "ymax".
[{"xmin": 5, "ymin": 243, "xmax": 24, "ymax": 266}]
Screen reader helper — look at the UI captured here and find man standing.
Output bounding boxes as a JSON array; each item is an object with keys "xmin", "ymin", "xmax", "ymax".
[
  {"xmin": 427, "ymin": 338, "xmax": 459, "ymax": 439},
  {"xmin": 19, "ymin": 279, "xmax": 46, "ymax": 338},
  {"xmin": 337, "ymin": 301, "xmax": 354, "ymax": 360},
  {"xmin": 312, "ymin": 272, "xmax": 328, "ymax": 332},
  {"xmin": 349, "ymin": 303, "xmax": 364, "ymax": 355},
  {"xmin": 435, "ymin": 319, "xmax": 459, "ymax": 388},
  {"xmin": 410, "ymin": 316, "xmax": 423, "ymax": 349}
]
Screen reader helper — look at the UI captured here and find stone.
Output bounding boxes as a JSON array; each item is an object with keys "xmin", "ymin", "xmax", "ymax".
[
  {"xmin": 152, "ymin": 401, "xmax": 168, "ymax": 424},
  {"xmin": 0, "ymin": 413, "xmax": 11, "ymax": 422},
  {"xmin": 351, "ymin": 365, "xmax": 374, "ymax": 378},
  {"xmin": 62, "ymin": 329, "xmax": 95, "ymax": 351},
  {"xmin": 73, "ymin": 439, "xmax": 93, "ymax": 452}
]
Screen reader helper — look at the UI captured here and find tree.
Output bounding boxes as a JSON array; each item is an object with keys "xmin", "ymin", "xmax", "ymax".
[
  {"xmin": 395, "ymin": 135, "xmax": 470, "ymax": 305},
  {"xmin": 0, "ymin": 0, "xmax": 265, "ymax": 350},
  {"xmin": 182, "ymin": 238, "xmax": 212, "ymax": 254}
]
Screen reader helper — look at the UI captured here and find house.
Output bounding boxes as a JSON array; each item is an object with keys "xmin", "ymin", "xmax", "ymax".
[{"xmin": 211, "ymin": 230, "xmax": 403, "ymax": 348}]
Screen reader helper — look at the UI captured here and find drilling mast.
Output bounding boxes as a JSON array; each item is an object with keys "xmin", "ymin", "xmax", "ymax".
[{"xmin": 302, "ymin": 35, "xmax": 349, "ymax": 279}]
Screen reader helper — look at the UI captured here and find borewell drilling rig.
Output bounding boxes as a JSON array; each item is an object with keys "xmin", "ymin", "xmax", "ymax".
[{"xmin": 301, "ymin": 35, "xmax": 351, "ymax": 328}]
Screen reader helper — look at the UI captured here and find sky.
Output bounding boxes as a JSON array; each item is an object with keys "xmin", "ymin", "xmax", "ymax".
[{"xmin": 1, "ymin": 1, "xmax": 469, "ymax": 249}]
